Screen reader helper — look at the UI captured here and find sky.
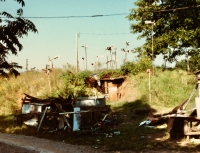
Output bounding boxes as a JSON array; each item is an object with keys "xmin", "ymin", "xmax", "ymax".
[{"xmin": 1, "ymin": 0, "xmax": 166, "ymax": 71}]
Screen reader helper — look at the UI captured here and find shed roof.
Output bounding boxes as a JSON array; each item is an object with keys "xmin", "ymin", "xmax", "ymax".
[{"xmin": 100, "ymin": 76, "xmax": 126, "ymax": 81}]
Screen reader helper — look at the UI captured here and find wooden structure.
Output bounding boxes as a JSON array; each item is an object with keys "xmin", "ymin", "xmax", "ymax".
[
  {"xmin": 167, "ymin": 116, "xmax": 200, "ymax": 140},
  {"xmin": 100, "ymin": 76, "xmax": 126, "ymax": 101}
]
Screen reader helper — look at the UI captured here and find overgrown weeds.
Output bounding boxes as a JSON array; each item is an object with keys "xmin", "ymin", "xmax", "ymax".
[{"xmin": 0, "ymin": 67, "xmax": 199, "ymax": 152}]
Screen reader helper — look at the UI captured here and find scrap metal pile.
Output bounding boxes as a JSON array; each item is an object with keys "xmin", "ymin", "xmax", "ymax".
[{"xmin": 14, "ymin": 93, "xmax": 111, "ymax": 133}]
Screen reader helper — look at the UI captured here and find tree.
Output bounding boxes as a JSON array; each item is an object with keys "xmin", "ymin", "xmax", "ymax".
[
  {"xmin": 127, "ymin": 0, "xmax": 200, "ymax": 64},
  {"xmin": 0, "ymin": 0, "xmax": 37, "ymax": 77}
]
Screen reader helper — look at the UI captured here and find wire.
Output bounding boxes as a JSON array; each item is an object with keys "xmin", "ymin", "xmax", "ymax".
[
  {"xmin": 79, "ymin": 32, "xmax": 131, "ymax": 35},
  {"xmin": 0, "ymin": 13, "xmax": 129, "ymax": 19},
  {"xmin": 1, "ymin": 4, "xmax": 198, "ymax": 19},
  {"xmin": 155, "ymin": 5, "xmax": 200, "ymax": 12},
  {"xmin": 1, "ymin": 4, "xmax": 199, "ymax": 19}
]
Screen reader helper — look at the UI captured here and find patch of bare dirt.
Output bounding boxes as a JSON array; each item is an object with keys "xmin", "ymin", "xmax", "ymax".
[{"xmin": 0, "ymin": 142, "xmax": 39, "ymax": 153}]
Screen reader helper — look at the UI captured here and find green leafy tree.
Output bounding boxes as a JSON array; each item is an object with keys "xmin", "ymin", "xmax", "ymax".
[
  {"xmin": 0, "ymin": 0, "xmax": 37, "ymax": 77},
  {"xmin": 127, "ymin": 0, "xmax": 200, "ymax": 63}
]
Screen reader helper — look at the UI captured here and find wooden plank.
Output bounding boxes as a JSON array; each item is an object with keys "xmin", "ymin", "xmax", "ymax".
[{"xmin": 185, "ymin": 132, "xmax": 200, "ymax": 136}]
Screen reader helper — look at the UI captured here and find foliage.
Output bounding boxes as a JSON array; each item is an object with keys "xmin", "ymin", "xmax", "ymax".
[
  {"xmin": 188, "ymin": 51, "xmax": 200, "ymax": 72},
  {"xmin": 0, "ymin": 0, "xmax": 37, "ymax": 77},
  {"xmin": 175, "ymin": 49, "xmax": 200, "ymax": 72},
  {"xmin": 98, "ymin": 69, "xmax": 124, "ymax": 79},
  {"xmin": 121, "ymin": 55, "xmax": 152, "ymax": 75},
  {"xmin": 175, "ymin": 59, "xmax": 187, "ymax": 71},
  {"xmin": 77, "ymin": 70, "xmax": 92, "ymax": 83},
  {"xmin": 127, "ymin": 0, "xmax": 200, "ymax": 63},
  {"xmin": 99, "ymin": 54, "xmax": 152, "ymax": 78},
  {"xmin": 56, "ymin": 70, "xmax": 94, "ymax": 103},
  {"xmin": 62, "ymin": 63, "xmax": 76, "ymax": 73}
]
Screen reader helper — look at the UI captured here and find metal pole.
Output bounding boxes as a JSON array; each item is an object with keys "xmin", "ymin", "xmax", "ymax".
[
  {"xmin": 97, "ymin": 56, "xmax": 99, "ymax": 71},
  {"xmin": 115, "ymin": 49, "xmax": 117, "ymax": 69},
  {"xmin": 152, "ymin": 24, "xmax": 154, "ymax": 75},
  {"xmin": 109, "ymin": 50, "xmax": 112, "ymax": 69},
  {"xmin": 85, "ymin": 44, "xmax": 87, "ymax": 70},
  {"xmin": 107, "ymin": 55, "xmax": 108, "ymax": 70},
  {"xmin": 76, "ymin": 33, "xmax": 79, "ymax": 72},
  {"xmin": 82, "ymin": 58, "xmax": 85, "ymax": 70},
  {"xmin": 149, "ymin": 71, "xmax": 151, "ymax": 103},
  {"xmin": 125, "ymin": 44, "xmax": 127, "ymax": 62}
]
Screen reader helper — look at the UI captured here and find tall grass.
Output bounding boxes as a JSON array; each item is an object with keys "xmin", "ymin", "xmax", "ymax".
[
  {"xmin": 0, "ymin": 68, "xmax": 197, "ymax": 116},
  {"xmin": 108, "ymin": 68, "xmax": 197, "ymax": 115},
  {"xmin": 0, "ymin": 69, "xmax": 63, "ymax": 115},
  {"xmin": 129, "ymin": 68, "xmax": 197, "ymax": 113},
  {"xmin": 0, "ymin": 68, "xmax": 199, "ymax": 152}
]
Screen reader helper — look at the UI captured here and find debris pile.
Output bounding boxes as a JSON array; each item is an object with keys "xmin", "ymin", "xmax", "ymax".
[{"xmin": 15, "ymin": 93, "xmax": 111, "ymax": 133}]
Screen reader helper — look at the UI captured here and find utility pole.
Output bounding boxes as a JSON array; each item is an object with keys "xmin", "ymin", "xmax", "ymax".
[
  {"xmin": 82, "ymin": 43, "xmax": 88, "ymax": 70},
  {"xmin": 145, "ymin": 21, "xmax": 155, "ymax": 75},
  {"xmin": 76, "ymin": 33, "xmax": 79, "ymax": 72},
  {"xmin": 107, "ymin": 55, "xmax": 108, "ymax": 70},
  {"xmin": 114, "ymin": 48, "xmax": 117, "ymax": 69}
]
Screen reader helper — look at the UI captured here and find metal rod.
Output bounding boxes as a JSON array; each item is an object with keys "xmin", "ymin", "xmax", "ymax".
[
  {"xmin": 183, "ymin": 83, "xmax": 198, "ymax": 110},
  {"xmin": 152, "ymin": 24, "xmax": 154, "ymax": 75},
  {"xmin": 59, "ymin": 110, "xmax": 90, "ymax": 115},
  {"xmin": 37, "ymin": 106, "xmax": 48, "ymax": 131}
]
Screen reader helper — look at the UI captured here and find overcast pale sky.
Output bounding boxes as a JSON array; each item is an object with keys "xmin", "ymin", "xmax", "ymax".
[{"xmin": 1, "ymin": 0, "xmax": 165, "ymax": 71}]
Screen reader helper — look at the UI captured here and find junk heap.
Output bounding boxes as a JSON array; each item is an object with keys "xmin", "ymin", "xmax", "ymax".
[{"xmin": 14, "ymin": 93, "xmax": 111, "ymax": 133}]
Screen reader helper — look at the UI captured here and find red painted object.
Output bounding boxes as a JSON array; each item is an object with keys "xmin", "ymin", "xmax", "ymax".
[{"xmin": 146, "ymin": 69, "xmax": 152, "ymax": 76}]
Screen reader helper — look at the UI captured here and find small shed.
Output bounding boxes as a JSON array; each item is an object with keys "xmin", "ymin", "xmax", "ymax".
[{"xmin": 100, "ymin": 76, "xmax": 126, "ymax": 101}]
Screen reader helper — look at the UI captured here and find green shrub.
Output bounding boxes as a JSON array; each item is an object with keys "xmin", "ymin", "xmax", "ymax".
[{"xmin": 54, "ymin": 70, "xmax": 94, "ymax": 103}]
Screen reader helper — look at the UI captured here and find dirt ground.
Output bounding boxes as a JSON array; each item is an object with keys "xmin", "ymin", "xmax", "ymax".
[
  {"xmin": 0, "ymin": 141, "xmax": 198, "ymax": 153},
  {"xmin": 0, "ymin": 132, "xmax": 200, "ymax": 153},
  {"xmin": 0, "ymin": 142, "xmax": 39, "ymax": 153},
  {"xmin": 0, "ymin": 132, "xmax": 99, "ymax": 153}
]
